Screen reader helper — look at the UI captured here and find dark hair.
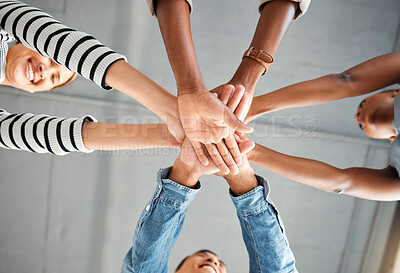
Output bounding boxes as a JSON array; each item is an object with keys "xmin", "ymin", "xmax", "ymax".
[
  {"xmin": 175, "ymin": 249, "xmax": 222, "ymax": 272},
  {"xmin": 51, "ymin": 71, "xmax": 77, "ymax": 90}
]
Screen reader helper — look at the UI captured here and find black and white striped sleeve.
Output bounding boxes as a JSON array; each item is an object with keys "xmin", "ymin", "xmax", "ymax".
[
  {"xmin": 0, "ymin": 0, "xmax": 127, "ymax": 90},
  {"xmin": 0, "ymin": 108, "xmax": 96, "ymax": 155}
]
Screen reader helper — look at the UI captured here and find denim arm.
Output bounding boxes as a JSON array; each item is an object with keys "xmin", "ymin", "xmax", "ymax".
[
  {"xmin": 230, "ymin": 175, "xmax": 297, "ymax": 273},
  {"xmin": 121, "ymin": 167, "xmax": 200, "ymax": 273}
]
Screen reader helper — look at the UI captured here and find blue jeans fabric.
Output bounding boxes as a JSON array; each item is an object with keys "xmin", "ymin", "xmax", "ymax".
[
  {"xmin": 231, "ymin": 174, "xmax": 298, "ymax": 273},
  {"xmin": 121, "ymin": 167, "xmax": 297, "ymax": 273}
]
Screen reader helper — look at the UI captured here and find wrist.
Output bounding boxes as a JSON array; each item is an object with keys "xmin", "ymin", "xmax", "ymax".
[
  {"xmin": 246, "ymin": 144, "xmax": 257, "ymax": 163},
  {"xmin": 224, "ymin": 167, "xmax": 258, "ymax": 195},
  {"xmin": 169, "ymin": 157, "xmax": 201, "ymax": 188},
  {"xmin": 229, "ymin": 58, "xmax": 265, "ymax": 95},
  {"xmin": 176, "ymin": 72, "xmax": 207, "ymax": 95}
]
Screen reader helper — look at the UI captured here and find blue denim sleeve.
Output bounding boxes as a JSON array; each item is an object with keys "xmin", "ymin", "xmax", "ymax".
[
  {"xmin": 230, "ymin": 175, "xmax": 298, "ymax": 273},
  {"xmin": 121, "ymin": 167, "xmax": 200, "ymax": 273}
]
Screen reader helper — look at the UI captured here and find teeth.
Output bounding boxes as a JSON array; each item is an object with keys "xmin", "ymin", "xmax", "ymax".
[{"xmin": 28, "ymin": 62, "xmax": 33, "ymax": 81}]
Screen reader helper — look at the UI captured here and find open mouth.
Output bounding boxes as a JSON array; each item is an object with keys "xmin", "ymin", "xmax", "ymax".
[
  {"xmin": 26, "ymin": 59, "xmax": 35, "ymax": 82},
  {"xmin": 199, "ymin": 264, "xmax": 217, "ymax": 273}
]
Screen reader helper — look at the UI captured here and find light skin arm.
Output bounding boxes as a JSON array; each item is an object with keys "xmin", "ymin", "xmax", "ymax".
[
  {"xmin": 169, "ymin": 135, "xmax": 256, "ymax": 187},
  {"xmin": 82, "ymin": 122, "xmax": 179, "ymax": 150},
  {"xmin": 248, "ymin": 143, "xmax": 400, "ymax": 201},
  {"xmin": 222, "ymin": 156, "xmax": 259, "ymax": 196},
  {"xmin": 247, "ymin": 53, "xmax": 400, "ymax": 122},
  {"xmin": 104, "ymin": 60, "xmax": 185, "ymax": 142}
]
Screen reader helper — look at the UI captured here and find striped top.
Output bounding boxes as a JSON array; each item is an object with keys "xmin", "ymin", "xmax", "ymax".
[
  {"xmin": 0, "ymin": 109, "xmax": 96, "ymax": 155},
  {"xmin": 0, "ymin": 0, "xmax": 128, "ymax": 155},
  {"xmin": 0, "ymin": 0, "xmax": 126, "ymax": 89}
]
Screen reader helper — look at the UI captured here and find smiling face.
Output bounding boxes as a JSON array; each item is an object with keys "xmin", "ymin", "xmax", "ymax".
[
  {"xmin": 3, "ymin": 43, "xmax": 75, "ymax": 92},
  {"xmin": 176, "ymin": 251, "xmax": 227, "ymax": 273},
  {"xmin": 354, "ymin": 91, "xmax": 397, "ymax": 139}
]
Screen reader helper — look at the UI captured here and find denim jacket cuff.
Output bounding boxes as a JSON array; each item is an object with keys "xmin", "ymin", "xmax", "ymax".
[
  {"xmin": 230, "ymin": 174, "xmax": 271, "ymax": 216},
  {"xmin": 157, "ymin": 167, "xmax": 201, "ymax": 210}
]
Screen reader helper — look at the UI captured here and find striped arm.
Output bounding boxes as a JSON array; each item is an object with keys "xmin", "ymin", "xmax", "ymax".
[
  {"xmin": 0, "ymin": 0, "xmax": 127, "ymax": 90},
  {"xmin": 0, "ymin": 109, "xmax": 96, "ymax": 155}
]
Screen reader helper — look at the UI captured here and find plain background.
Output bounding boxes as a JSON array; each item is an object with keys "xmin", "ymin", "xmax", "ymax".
[{"xmin": 0, "ymin": 0, "xmax": 400, "ymax": 272}]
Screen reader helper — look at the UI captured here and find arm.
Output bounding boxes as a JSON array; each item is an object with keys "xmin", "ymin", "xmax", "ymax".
[
  {"xmin": 249, "ymin": 143, "xmax": 400, "ymax": 201},
  {"xmin": 247, "ymin": 53, "xmax": 400, "ymax": 122},
  {"xmin": 210, "ymin": 0, "xmax": 301, "ymax": 120},
  {"xmin": 155, "ymin": 0, "xmax": 252, "ymax": 166},
  {"xmin": 227, "ymin": 0, "xmax": 298, "ymax": 97},
  {"xmin": 121, "ymin": 136, "xmax": 219, "ymax": 273},
  {"xmin": 121, "ymin": 164, "xmax": 200, "ymax": 273},
  {"xmin": 0, "ymin": 109, "xmax": 95, "ymax": 155},
  {"xmin": 0, "ymin": 108, "xmax": 178, "ymax": 156},
  {"xmin": 155, "ymin": 0, "xmax": 203, "ymax": 95},
  {"xmin": 0, "ymin": 0, "xmax": 182, "ymax": 139},
  {"xmin": 223, "ymin": 158, "xmax": 297, "ymax": 272},
  {"xmin": 82, "ymin": 122, "xmax": 179, "ymax": 150}
]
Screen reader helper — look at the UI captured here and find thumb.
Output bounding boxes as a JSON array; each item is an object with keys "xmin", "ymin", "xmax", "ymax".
[
  {"xmin": 238, "ymin": 139, "xmax": 255, "ymax": 155},
  {"xmin": 224, "ymin": 107, "xmax": 253, "ymax": 133}
]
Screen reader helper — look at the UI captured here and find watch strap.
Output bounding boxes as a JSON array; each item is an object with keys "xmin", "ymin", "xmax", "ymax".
[{"xmin": 242, "ymin": 47, "xmax": 274, "ymax": 75}]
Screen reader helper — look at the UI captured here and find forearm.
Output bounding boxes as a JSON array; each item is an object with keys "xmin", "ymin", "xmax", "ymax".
[
  {"xmin": 229, "ymin": 173, "xmax": 297, "ymax": 272},
  {"xmin": 0, "ymin": 109, "xmax": 95, "ymax": 155},
  {"xmin": 249, "ymin": 144, "xmax": 400, "ymax": 201},
  {"xmin": 247, "ymin": 53, "xmax": 400, "ymax": 122},
  {"xmin": 82, "ymin": 122, "xmax": 179, "ymax": 150},
  {"xmin": 169, "ymin": 156, "xmax": 201, "ymax": 187},
  {"xmin": 121, "ymin": 167, "xmax": 199, "ymax": 273},
  {"xmin": 248, "ymin": 143, "xmax": 350, "ymax": 194},
  {"xmin": 105, "ymin": 60, "xmax": 178, "ymax": 123},
  {"xmin": 155, "ymin": 0, "xmax": 206, "ymax": 93},
  {"xmin": 224, "ymin": 165, "xmax": 258, "ymax": 196},
  {"xmin": 247, "ymin": 74, "xmax": 348, "ymax": 122},
  {"xmin": 229, "ymin": 0, "xmax": 297, "ymax": 95}
]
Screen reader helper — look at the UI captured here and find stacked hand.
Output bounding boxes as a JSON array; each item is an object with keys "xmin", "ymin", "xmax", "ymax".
[
  {"xmin": 169, "ymin": 133, "xmax": 255, "ymax": 188},
  {"xmin": 176, "ymin": 85, "xmax": 254, "ymax": 175}
]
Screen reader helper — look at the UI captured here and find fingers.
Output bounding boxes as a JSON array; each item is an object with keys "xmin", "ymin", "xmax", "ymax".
[
  {"xmin": 235, "ymin": 130, "xmax": 245, "ymax": 137},
  {"xmin": 234, "ymin": 92, "xmax": 251, "ymax": 122},
  {"xmin": 226, "ymin": 85, "xmax": 245, "ymax": 111},
  {"xmin": 218, "ymin": 84, "xmax": 235, "ymax": 105},
  {"xmin": 224, "ymin": 135, "xmax": 242, "ymax": 166},
  {"xmin": 238, "ymin": 139, "xmax": 255, "ymax": 155},
  {"xmin": 205, "ymin": 143, "xmax": 231, "ymax": 175},
  {"xmin": 224, "ymin": 108, "xmax": 253, "ymax": 133},
  {"xmin": 191, "ymin": 140, "xmax": 209, "ymax": 166}
]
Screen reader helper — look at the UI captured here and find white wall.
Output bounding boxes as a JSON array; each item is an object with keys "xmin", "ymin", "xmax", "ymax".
[{"xmin": 0, "ymin": 0, "xmax": 399, "ymax": 272}]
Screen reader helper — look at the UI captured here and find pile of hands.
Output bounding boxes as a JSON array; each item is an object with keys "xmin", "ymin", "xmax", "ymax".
[{"xmin": 167, "ymin": 84, "xmax": 256, "ymax": 177}]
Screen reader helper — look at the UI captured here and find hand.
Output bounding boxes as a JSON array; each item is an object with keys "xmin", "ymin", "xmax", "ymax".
[
  {"xmin": 169, "ymin": 137, "xmax": 220, "ymax": 188},
  {"xmin": 177, "ymin": 87, "xmax": 253, "ymax": 165},
  {"xmin": 205, "ymin": 85, "xmax": 254, "ymax": 175},
  {"xmin": 214, "ymin": 134, "xmax": 255, "ymax": 178},
  {"xmin": 215, "ymin": 147, "xmax": 258, "ymax": 196},
  {"xmin": 210, "ymin": 83, "xmax": 253, "ymax": 122},
  {"xmin": 164, "ymin": 102, "xmax": 185, "ymax": 145},
  {"xmin": 169, "ymin": 133, "xmax": 255, "ymax": 187}
]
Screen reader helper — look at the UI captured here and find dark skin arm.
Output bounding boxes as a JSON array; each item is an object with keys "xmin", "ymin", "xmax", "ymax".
[
  {"xmin": 155, "ymin": 0, "xmax": 252, "ymax": 172},
  {"xmin": 248, "ymin": 143, "xmax": 400, "ymax": 201},
  {"xmin": 212, "ymin": 0, "xmax": 298, "ymax": 118},
  {"xmin": 246, "ymin": 53, "xmax": 400, "ymax": 122}
]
